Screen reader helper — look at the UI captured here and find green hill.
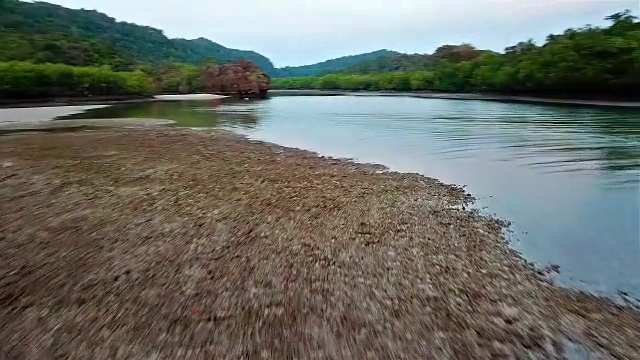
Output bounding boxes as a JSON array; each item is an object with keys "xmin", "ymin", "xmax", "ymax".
[
  {"xmin": 0, "ymin": 30, "xmax": 138, "ymax": 70},
  {"xmin": 337, "ymin": 44, "xmax": 487, "ymax": 75},
  {"xmin": 0, "ymin": 0, "xmax": 276, "ymax": 73},
  {"xmin": 0, "ymin": 1, "xmax": 418, "ymax": 77},
  {"xmin": 272, "ymin": 11, "xmax": 640, "ymax": 100},
  {"xmin": 272, "ymin": 50, "xmax": 397, "ymax": 78}
]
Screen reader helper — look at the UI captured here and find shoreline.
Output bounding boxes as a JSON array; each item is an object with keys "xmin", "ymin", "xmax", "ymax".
[
  {"xmin": 0, "ymin": 117, "xmax": 176, "ymax": 135},
  {"xmin": 1, "ymin": 126, "xmax": 638, "ymax": 358},
  {"xmin": 0, "ymin": 95, "xmax": 154, "ymax": 109},
  {"xmin": 269, "ymin": 89, "xmax": 640, "ymax": 108},
  {"xmin": 0, "ymin": 93, "xmax": 229, "ymax": 109},
  {"xmin": 7, "ymin": 90, "xmax": 638, "ymax": 109}
]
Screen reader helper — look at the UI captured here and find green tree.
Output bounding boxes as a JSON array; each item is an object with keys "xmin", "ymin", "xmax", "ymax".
[{"xmin": 274, "ymin": 10, "xmax": 640, "ymax": 100}]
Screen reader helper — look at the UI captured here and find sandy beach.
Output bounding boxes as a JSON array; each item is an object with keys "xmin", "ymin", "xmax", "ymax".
[{"xmin": 1, "ymin": 127, "xmax": 639, "ymax": 359}]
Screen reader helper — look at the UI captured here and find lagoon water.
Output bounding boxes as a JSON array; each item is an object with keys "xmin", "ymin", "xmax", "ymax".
[{"xmin": 8, "ymin": 95, "xmax": 640, "ymax": 300}]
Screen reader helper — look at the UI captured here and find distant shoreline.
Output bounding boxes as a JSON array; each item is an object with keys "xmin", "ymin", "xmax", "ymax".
[
  {"xmin": 269, "ymin": 90, "xmax": 640, "ymax": 108},
  {"xmin": 0, "ymin": 94, "xmax": 232, "ymax": 109},
  {"xmin": 5, "ymin": 91, "xmax": 640, "ymax": 109},
  {"xmin": 0, "ymin": 95, "xmax": 153, "ymax": 109}
]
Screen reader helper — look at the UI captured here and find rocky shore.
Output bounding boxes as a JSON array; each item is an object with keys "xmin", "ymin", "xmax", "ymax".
[{"xmin": 1, "ymin": 128, "xmax": 639, "ymax": 359}]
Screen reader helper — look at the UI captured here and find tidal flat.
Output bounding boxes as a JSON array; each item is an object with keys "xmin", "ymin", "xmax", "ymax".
[{"xmin": 0, "ymin": 127, "xmax": 639, "ymax": 359}]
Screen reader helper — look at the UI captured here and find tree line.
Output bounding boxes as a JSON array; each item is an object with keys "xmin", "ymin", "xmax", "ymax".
[
  {"xmin": 0, "ymin": 61, "xmax": 219, "ymax": 99},
  {"xmin": 2, "ymin": 7, "xmax": 638, "ymax": 100},
  {"xmin": 273, "ymin": 11, "xmax": 640, "ymax": 100},
  {"xmin": 0, "ymin": 62, "xmax": 152, "ymax": 99}
]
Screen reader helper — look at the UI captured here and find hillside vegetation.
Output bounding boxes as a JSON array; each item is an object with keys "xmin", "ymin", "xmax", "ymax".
[
  {"xmin": 273, "ymin": 11, "xmax": 640, "ymax": 100},
  {"xmin": 0, "ymin": 61, "xmax": 152, "ymax": 99},
  {"xmin": 337, "ymin": 44, "xmax": 486, "ymax": 74},
  {"xmin": 272, "ymin": 50, "xmax": 397, "ymax": 78},
  {"xmin": 0, "ymin": 0, "xmax": 275, "ymax": 73},
  {"xmin": 0, "ymin": 0, "xmax": 396, "ymax": 77},
  {"xmin": 2, "ymin": 1, "xmax": 638, "ymax": 101}
]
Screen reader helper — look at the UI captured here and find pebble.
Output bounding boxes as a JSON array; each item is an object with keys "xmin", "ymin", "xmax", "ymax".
[
  {"xmin": 501, "ymin": 305, "xmax": 521, "ymax": 320},
  {"xmin": 0, "ymin": 128, "xmax": 638, "ymax": 359}
]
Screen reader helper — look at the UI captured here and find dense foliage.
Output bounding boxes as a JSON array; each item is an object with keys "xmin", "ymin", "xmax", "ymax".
[
  {"xmin": 2, "ymin": 1, "xmax": 638, "ymax": 100},
  {"xmin": 335, "ymin": 53, "xmax": 436, "ymax": 75},
  {"xmin": 143, "ymin": 63, "xmax": 206, "ymax": 95},
  {"xmin": 0, "ymin": 0, "xmax": 274, "ymax": 98},
  {"xmin": 0, "ymin": 1, "xmax": 399, "ymax": 81},
  {"xmin": 0, "ymin": 0, "xmax": 275, "ymax": 73},
  {"xmin": 0, "ymin": 61, "xmax": 152, "ymax": 99},
  {"xmin": 337, "ymin": 44, "xmax": 486, "ymax": 74},
  {"xmin": 272, "ymin": 50, "xmax": 396, "ymax": 78},
  {"xmin": 275, "ymin": 12, "xmax": 640, "ymax": 99},
  {"xmin": 0, "ymin": 31, "xmax": 138, "ymax": 70}
]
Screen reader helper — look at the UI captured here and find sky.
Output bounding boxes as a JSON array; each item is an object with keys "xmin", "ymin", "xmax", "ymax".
[{"xmin": 42, "ymin": 0, "xmax": 638, "ymax": 67}]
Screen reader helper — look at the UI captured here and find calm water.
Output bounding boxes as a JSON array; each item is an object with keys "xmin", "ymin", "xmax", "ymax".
[{"xmin": 40, "ymin": 97, "xmax": 640, "ymax": 300}]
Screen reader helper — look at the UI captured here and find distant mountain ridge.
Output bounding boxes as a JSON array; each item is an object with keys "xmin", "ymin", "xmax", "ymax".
[
  {"xmin": 272, "ymin": 50, "xmax": 398, "ymax": 78},
  {"xmin": 336, "ymin": 44, "xmax": 488, "ymax": 75},
  {"xmin": 0, "ymin": 0, "xmax": 409, "ymax": 77},
  {"xmin": 0, "ymin": 0, "xmax": 276, "ymax": 72}
]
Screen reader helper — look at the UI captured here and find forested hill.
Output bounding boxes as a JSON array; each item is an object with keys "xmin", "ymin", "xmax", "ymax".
[
  {"xmin": 272, "ymin": 50, "xmax": 397, "ymax": 78},
  {"xmin": 0, "ymin": 0, "xmax": 276, "ymax": 73},
  {"xmin": 336, "ymin": 44, "xmax": 489, "ymax": 74},
  {"xmin": 0, "ymin": 0, "xmax": 410, "ymax": 78},
  {"xmin": 273, "ymin": 11, "xmax": 640, "ymax": 100}
]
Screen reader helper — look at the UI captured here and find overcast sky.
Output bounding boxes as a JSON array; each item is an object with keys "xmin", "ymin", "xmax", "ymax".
[{"xmin": 43, "ymin": 0, "xmax": 637, "ymax": 67}]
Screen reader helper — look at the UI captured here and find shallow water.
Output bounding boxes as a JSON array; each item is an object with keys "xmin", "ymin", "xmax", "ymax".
[
  {"xmin": 0, "ymin": 104, "xmax": 107, "ymax": 124},
  {"xmin": 5, "ymin": 97, "xmax": 640, "ymax": 301}
]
